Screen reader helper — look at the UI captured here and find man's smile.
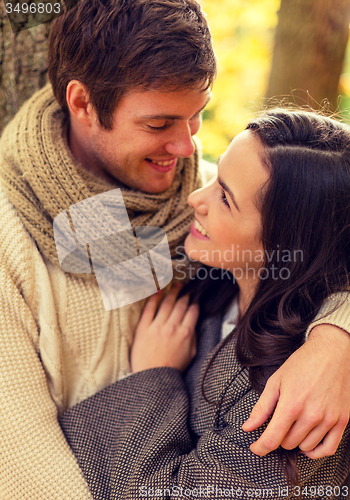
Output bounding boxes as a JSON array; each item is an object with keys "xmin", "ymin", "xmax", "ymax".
[{"xmin": 146, "ymin": 158, "xmax": 178, "ymax": 172}]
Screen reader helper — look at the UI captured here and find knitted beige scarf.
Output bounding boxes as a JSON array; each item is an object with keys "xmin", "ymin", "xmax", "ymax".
[{"xmin": 0, "ymin": 84, "xmax": 201, "ymax": 280}]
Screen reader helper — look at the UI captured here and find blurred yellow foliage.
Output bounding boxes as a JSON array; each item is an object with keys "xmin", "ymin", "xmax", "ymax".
[
  {"xmin": 197, "ymin": 0, "xmax": 280, "ymax": 161},
  {"xmin": 199, "ymin": 0, "xmax": 350, "ymax": 161}
]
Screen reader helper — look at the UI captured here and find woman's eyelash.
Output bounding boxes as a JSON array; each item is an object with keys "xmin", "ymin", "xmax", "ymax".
[{"xmin": 221, "ymin": 187, "xmax": 230, "ymax": 208}]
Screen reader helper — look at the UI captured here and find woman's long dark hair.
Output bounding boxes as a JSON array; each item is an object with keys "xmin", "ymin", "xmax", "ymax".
[
  {"xmin": 238, "ymin": 110, "xmax": 350, "ymax": 390},
  {"xmin": 185, "ymin": 109, "xmax": 350, "ymax": 485}
]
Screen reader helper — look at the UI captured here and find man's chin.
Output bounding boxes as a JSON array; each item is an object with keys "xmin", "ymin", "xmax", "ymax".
[
  {"xmin": 138, "ymin": 174, "xmax": 176, "ymax": 194},
  {"xmin": 142, "ymin": 184, "xmax": 173, "ymax": 194}
]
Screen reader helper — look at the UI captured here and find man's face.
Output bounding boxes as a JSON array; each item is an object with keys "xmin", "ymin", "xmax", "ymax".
[{"xmin": 84, "ymin": 87, "xmax": 211, "ymax": 193}]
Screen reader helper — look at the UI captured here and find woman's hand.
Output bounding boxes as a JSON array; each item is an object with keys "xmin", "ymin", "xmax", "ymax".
[{"xmin": 131, "ymin": 285, "xmax": 199, "ymax": 373}]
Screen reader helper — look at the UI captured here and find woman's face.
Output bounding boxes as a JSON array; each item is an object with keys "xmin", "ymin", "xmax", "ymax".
[{"xmin": 185, "ymin": 130, "xmax": 269, "ymax": 280}]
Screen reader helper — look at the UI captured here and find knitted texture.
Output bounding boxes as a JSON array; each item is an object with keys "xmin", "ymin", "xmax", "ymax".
[{"xmin": 305, "ymin": 292, "xmax": 350, "ymax": 337}]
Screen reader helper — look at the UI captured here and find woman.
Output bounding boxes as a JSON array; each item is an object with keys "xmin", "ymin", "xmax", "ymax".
[{"xmin": 60, "ymin": 109, "xmax": 350, "ymax": 499}]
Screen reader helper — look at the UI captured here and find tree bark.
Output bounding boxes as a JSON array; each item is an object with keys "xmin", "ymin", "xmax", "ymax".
[
  {"xmin": 0, "ymin": 3, "xmax": 50, "ymax": 134},
  {"xmin": 266, "ymin": 0, "xmax": 350, "ymax": 110}
]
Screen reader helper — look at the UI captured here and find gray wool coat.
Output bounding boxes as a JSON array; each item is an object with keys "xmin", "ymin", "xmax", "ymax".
[{"xmin": 60, "ymin": 314, "xmax": 350, "ymax": 500}]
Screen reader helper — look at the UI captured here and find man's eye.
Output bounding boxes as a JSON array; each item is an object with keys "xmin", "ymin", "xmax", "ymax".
[
  {"xmin": 147, "ymin": 125, "xmax": 166, "ymax": 130},
  {"xmin": 146, "ymin": 121, "xmax": 168, "ymax": 131}
]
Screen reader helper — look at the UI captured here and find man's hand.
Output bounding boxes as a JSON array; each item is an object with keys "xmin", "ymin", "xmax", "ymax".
[
  {"xmin": 242, "ymin": 325, "xmax": 350, "ymax": 458},
  {"xmin": 131, "ymin": 285, "xmax": 199, "ymax": 373}
]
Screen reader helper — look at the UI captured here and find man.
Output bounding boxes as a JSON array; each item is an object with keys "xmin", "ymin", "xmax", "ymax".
[{"xmin": 0, "ymin": 0, "xmax": 349, "ymax": 498}]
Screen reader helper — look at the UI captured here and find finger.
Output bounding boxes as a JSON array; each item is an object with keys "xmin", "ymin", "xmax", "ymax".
[
  {"xmin": 249, "ymin": 404, "xmax": 296, "ymax": 456},
  {"xmin": 301, "ymin": 419, "xmax": 348, "ymax": 459},
  {"xmin": 154, "ymin": 285, "xmax": 182, "ymax": 323},
  {"xmin": 242, "ymin": 380, "xmax": 280, "ymax": 432},
  {"xmin": 184, "ymin": 323, "xmax": 197, "ymax": 365},
  {"xmin": 138, "ymin": 292, "xmax": 164, "ymax": 328},
  {"xmin": 167, "ymin": 294, "xmax": 191, "ymax": 327},
  {"xmin": 181, "ymin": 302, "xmax": 200, "ymax": 333},
  {"xmin": 281, "ymin": 415, "xmax": 329, "ymax": 452}
]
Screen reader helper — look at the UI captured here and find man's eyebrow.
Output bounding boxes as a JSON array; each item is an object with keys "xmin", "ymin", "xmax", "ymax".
[
  {"xmin": 139, "ymin": 96, "xmax": 211, "ymax": 121},
  {"xmin": 217, "ymin": 173, "xmax": 240, "ymax": 212}
]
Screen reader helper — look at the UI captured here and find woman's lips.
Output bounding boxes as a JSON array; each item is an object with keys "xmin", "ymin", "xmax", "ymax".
[{"xmin": 190, "ymin": 221, "xmax": 210, "ymax": 240}]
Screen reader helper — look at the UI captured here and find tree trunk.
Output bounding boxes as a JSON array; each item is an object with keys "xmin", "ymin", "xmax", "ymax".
[
  {"xmin": 0, "ymin": 3, "xmax": 50, "ymax": 134},
  {"xmin": 266, "ymin": 0, "xmax": 350, "ymax": 110}
]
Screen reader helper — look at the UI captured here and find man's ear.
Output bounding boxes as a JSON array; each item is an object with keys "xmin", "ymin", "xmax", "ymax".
[{"xmin": 66, "ymin": 80, "xmax": 96, "ymax": 127}]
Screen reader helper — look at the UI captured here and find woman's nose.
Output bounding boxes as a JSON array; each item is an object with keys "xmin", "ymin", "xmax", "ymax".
[{"xmin": 188, "ymin": 183, "xmax": 211, "ymax": 214}]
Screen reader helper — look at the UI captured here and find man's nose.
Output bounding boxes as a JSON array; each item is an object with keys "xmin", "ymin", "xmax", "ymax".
[{"xmin": 165, "ymin": 122, "xmax": 196, "ymax": 158}]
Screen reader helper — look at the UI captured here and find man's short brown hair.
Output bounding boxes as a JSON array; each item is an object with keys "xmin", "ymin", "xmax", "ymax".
[{"xmin": 48, "ymin": 0, "xmax": 216, "ymax": 129}]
